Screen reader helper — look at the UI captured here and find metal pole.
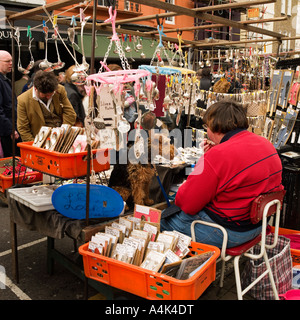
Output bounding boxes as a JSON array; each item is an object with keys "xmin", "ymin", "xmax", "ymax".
[
  {"xmin": 10, "ymin": 20, "xmax": 19, "ymax": 283},
  {"xmin": 11, "ymin": 21, "xmax": 16, "ymax": 185},
  {"xmin": 85, "ymin": 0, "xmax": 97, "ymax": 227}
]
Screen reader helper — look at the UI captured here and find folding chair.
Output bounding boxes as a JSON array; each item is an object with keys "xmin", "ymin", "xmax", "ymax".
[{"xmin": 191, "ymin": 189, "xmax": 286, "ymax": 300}]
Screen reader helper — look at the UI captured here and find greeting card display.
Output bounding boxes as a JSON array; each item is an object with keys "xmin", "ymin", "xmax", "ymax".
[{"xmin": 133, "ymin": 204, "xmax": 161, "ymax": 223}]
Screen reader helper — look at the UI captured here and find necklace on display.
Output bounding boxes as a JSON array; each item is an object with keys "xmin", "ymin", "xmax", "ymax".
[
  {"xmin": 39, "ymin": 20, "xmax": 53, "ymax": 71},
  {"xmin": 51, "ymin": 20, "xmax": 65, "ymax": 70},
  {"xmin": 14, "ymin": 27, "xmax": 34, "ymax": 75}
]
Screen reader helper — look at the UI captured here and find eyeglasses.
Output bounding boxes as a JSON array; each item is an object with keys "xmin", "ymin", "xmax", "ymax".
[{"xmin": 203, "ymin": 124, "xmax": 208, "ymax": 130}]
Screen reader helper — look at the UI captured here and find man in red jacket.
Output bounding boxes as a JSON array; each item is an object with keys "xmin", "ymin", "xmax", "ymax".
[{"xmin": 160, "ymin": 100, "xmax": 284, "ymax": 248}]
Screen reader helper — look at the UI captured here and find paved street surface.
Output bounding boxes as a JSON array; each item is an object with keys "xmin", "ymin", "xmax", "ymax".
[{"xmin": 0, "ymin": 198, "xmax": 254, "ymax": 301}]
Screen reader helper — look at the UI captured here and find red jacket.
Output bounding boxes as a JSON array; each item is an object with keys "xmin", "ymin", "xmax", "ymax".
[{"xmin": 175, "ymin": 129, "xmax": 284, "ymax": 231}]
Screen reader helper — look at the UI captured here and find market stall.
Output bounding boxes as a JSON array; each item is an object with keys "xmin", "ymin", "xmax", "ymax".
[{"xmin": 3, "ymin": 0, "xmax": 300, "ymax": 300}]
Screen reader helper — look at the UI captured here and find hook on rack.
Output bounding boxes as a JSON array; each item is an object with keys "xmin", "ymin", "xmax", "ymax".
[
  {"xmin": 70, "ymin": 15, "xmax": 77, "ymax": 27},
  {"xmin": 27, "ymin": 25, "xmax": 32, "ymax": 39},
  {"xmin": 177, "ymin": 30, "xmax": 184, "ymax": 53},
  {"xmin": 156, "ymin": 14, "xmax": 164, "ymax": 28},
  {"xmin": 105, "ymin": 6, "xmax": 119, "ymax": 42},
  {"xmin": 106, "ymin": 0, "xmax": 116, "ymax": 11},
  {"xmin": 157, "ymin": 24, "xmax": 166, "ymax": 48}
]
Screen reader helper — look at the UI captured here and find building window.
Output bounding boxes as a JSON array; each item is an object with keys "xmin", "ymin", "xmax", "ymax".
[
  {"xmin": 124, "ymin": 1, "xmax": 140, "ymax": 12},
  {"xmin": 165, "ymin": 0, "xmax": 175, "ymax": 24},
  {"xmin": 98, "ymin": 0, "xmax": 106, "ymax": 6}
]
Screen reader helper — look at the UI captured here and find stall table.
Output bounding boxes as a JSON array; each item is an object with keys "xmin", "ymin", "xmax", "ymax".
[
  {"xmin": 8, "ymin": 161, "xmax": 187, "ymax": 299},
  {"xmin": 8, "ymin": 194, "xmax": 124, "ymax": 299},
  {"xmin": 8, "ymin": 191, "xmax": 173, "ymax": 298}
]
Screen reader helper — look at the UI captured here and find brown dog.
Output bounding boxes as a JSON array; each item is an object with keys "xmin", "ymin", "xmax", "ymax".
[{"xmin": 109, "ymin": 133, "xmax": 175, "ymax": 211}]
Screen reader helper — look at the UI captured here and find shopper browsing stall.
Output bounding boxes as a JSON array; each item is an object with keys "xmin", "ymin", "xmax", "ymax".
[
  {"xmin": 64, "ymin": 65, "xmax": 86, "ymax": 127},
  {"xmin": 197, "ymin": 67, "xmax": 212, "ymax": 94},
  {"xmin": 160, "ymin": 100, "xmax": 284, "ymax": 248},
  {"xmin": 15, "ymin": 74, "xmax": 29, "ymax": 97},
  {"xmin": 17, "ymin": 70, "xmax": 77, "ymax": 142}
]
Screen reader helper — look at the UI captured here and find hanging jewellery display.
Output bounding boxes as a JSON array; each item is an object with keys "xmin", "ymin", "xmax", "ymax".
[
  {"xmin": 85, "ymin": 6, "xmax": 151, "ymax": 159},
  {"xmin": 124, "ymin": 34, "xmax": 132, "ymax": 53},
  {"xmin": 199, "ymin": 50, "xmax": 205, "ymax": 68},
  {"xmin": 66, "ymin": 16, "xmax": 86, "ymax": 83},
  {"xmin": 171, "ymin": 31, "xmax": 186, "ymax": 68},
  {"xmin": 73, "ymin": 8, "xmax": 90, "ymax": 74},
  {"xmin": 43, "ymin": 7, "xmax": 87, "ymax": 82},
  {"xmin": 68, "ymin": 15, "xmax": 78, "ymax": 62},
  {"xmin": 142, "ymin": 22, "xmax": 180, "ymax": 117},
  {"xmin": 205, "ymin": 50, "xmax": 211, "ymax": 67},
  {"xmin": 93, "ymin": 6, "xmax": 132, "ymax": 133},
  {"xmin": 138, "ymin": 64, "xmax": 180, "ymax": 114},
  {"xmin": 149, "ymin": 22, "xmax": 171, "ymax": 67},
  {"xmin": 14, "ymin": 27, "xmax": 34, "ymax": 75},
  {"xmin": 224, "ymin": 49, "xmax": 230, "ymax": 63},
  {"xmin": 132, "ymin": 35, "xmax": 145, "ymax": 58},
  {"xmin": 98, "ymin": 7, "xmax": 131, "ymax": 73},
  {"xmin": 86, "ymin": 69, "xmax": 150, "ymax": 158},
  {"xmin": 51, "ymin": 16, "xmax": 65, "ymax": 70},
  {"xmin": 160, "ymin": 66, "xmax": 196, "ymax": 124},
  {"xmin": 39, "ymin": 20, "xmax": 53, "ymax": 71}
]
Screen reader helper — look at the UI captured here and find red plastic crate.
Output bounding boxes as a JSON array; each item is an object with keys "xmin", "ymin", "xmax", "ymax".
[
  {"xmin": 0, "ymin": 157, "xmax": 43, "ymax": 193},
  {"xmin": 79, "ymin": 241, "xmax": 220, "ymax": 300},
  {"xmin": 18, "ymin": 141, "xmax": 110, "ymax": 179}
]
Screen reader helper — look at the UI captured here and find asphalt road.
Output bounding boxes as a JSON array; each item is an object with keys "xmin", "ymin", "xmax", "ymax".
[
  {"xmin": 0, "ymin": 197, "xmax": 146, "ymax": 302},
  {"xmin": 0, "ymin": 198, "xmax": 100, "ymax": 301}
]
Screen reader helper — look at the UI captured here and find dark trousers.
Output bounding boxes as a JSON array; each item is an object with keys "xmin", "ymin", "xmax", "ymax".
[{"xmin": 1, "ymin": 135, "xmax": 21, "ymax": 158}]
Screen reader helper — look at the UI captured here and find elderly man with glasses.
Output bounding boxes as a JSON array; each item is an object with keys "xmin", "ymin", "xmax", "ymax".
[
  {"xmin": 17, "ymin": 70, "xmax": 77, "ymax": 142},
  {"xmin": 0, "ymin": 50, "xmax": 21, "ymax": 157}
]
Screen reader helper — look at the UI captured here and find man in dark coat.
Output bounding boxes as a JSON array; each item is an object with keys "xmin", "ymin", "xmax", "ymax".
[{"xmin": 0, "ymin": 50, "xmax": 21, "ymax": 157}]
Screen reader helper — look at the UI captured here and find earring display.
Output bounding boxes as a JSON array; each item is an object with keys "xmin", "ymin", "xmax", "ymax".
[
  {"xmin": 273, "ymin": 107, "xmax": 298, "ymax": 149},
  {"xmin": 277, "ymin": 70, "xmax": 294, "ymax": 109},
  {"xmin": 270, "ymin": 110, "xmax": 286, "ymax": 145},
  {"xmin": 288, "ymin": 82, "xmax": 300, "ymax": 106},
  {"xmin": 268, "ymin": 69, "xmax": 283, "ymax": 116},
  {"xmin": 262, "ymin": 117, "xmax": 274, "ymax": 140}
]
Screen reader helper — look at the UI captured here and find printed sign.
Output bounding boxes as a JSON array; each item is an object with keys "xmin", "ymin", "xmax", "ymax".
[{"xmin": 248, "ymin": 8, "xmax": 260, "ymax": 18}]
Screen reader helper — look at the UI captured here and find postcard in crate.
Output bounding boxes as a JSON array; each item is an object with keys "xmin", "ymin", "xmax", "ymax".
[{"xmin": 134, "ymin": 204, "xmax": 161, "ymax": 223}]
